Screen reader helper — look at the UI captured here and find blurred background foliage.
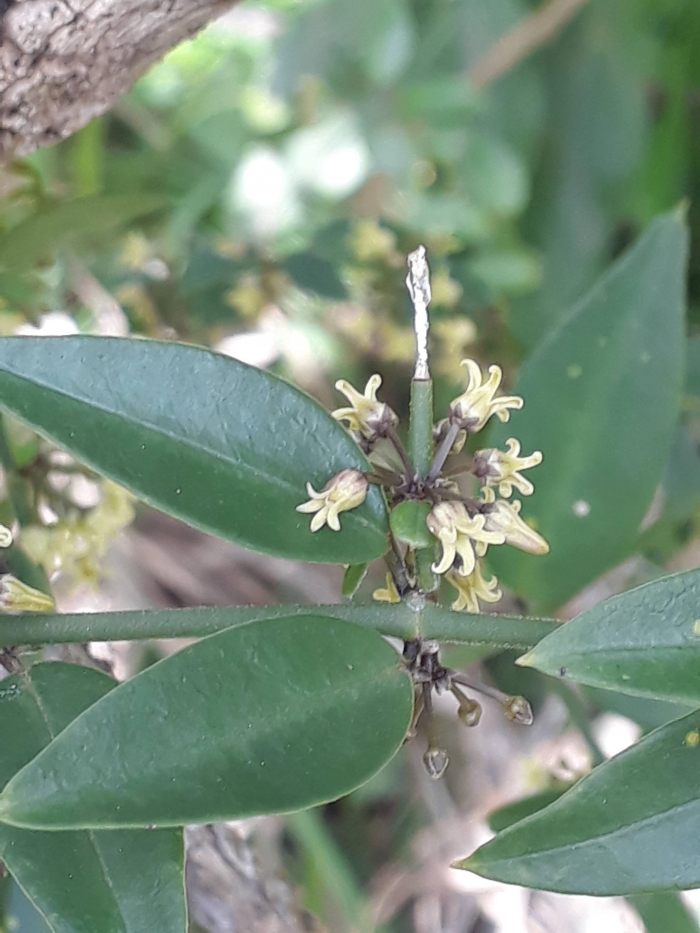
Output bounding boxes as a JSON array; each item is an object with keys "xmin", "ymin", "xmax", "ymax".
[
  {"xmin": 3, "ymin": 0, "xmax": 700, "ymax": 929},
  {"xmin": 3, "ymin": 0, "xmax": 700, "ymax": 602}
]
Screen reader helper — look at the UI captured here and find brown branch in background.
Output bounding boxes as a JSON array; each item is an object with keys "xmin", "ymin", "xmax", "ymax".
[
  {"xmin": 0, "ymin": 0, "xmax": 238, "ymax": 164},
  {"xmin": 467, "ymin": 0, "xmax": 590, "ymax": 91}
]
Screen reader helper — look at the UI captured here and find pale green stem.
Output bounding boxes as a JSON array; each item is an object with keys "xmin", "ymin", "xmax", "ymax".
[{"xmin": 0, "ymin": 604, "xmax": 558, "ymax": 650}]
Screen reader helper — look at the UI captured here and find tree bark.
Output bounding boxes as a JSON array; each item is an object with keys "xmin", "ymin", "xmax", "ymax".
[{"xmin": 0, "ymin": 0, "xmax": 235, "ymax": 163}]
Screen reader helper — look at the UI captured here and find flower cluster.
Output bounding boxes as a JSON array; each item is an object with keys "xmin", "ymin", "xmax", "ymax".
[{"xmin": 296, "ymin": 356, "xmax": 546, "ymax": 615}]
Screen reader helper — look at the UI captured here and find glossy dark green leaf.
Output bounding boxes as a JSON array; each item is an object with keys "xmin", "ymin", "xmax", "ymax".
[
  {"xmin": 342, "ymin": 563, "xmax": 369, "ymax": 598},
  {"xmin": 491, "ymin": 210, "xmax": 688, "ymax": 612},
  {"xmin": 0, "ymin": 602, "xmax": 558, "ymax": 652},
  {"xmin": 0, "ymin": 663, "xmax": 185, "ymax": 933},
  {"xmin": 487, "ymin": 786, "xmax": 569, "ymax": 834},
  {"xmin": 0, "ymin": 617, "xmax": 413, "ymax": 830},
  {"xmin": 460, "ymin": 709, "xmax": 700, "ymax": 895},
  {"xmin": 0, "ymin": 336, "xmax": 388, "ymax": 564},
  {"xmin": 518, "ymin": 569, "xmax": 700, "ymax": 705},
  {"xmin": 389, "ymin": 500, "xmax": 433, "ymax": 548},
  {"xmin": 631, "ymin": 892, "xmax": 699, "ymax": 933}
]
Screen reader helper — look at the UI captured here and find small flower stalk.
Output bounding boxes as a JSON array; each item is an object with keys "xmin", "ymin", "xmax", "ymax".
[
  {"xmin": 296, "ymin": 469, "xmax": 368, "ymax": 532},
  {"xmin": 0, "ymin": 575, "xmax": 55, "ymax": 614}
]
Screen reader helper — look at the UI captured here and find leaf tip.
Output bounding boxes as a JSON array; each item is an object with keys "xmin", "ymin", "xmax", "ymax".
[{"xmin": 515, "ymin": 650, "xmax": 535, "ymax": 668}]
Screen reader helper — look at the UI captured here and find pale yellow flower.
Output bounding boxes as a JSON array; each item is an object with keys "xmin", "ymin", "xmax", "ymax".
[
  {"xmin": 450, "ymin": 359, "xmax": 523, "ymax": 432},
  {"xmin": 447, "ymin": 563, "xmax": 502, "ymax": 613},
  {"xmin": 296, "ymin": 469, "xmax": 368, "ymax": 532},
  {"xmin": 0, "ymin": 575, "xmax": 55, "ymax": 614},
  {"xmin": 372, "ymin": 572, "xmax": 401, "ymax": 604},
  {"xmin": 474, "ymin": 438, "xmax": 543, "ymax": 497},
  {"xmin": 480, "ymin": 487, "xmax": 549, "ymax": 555},
  {"xmin": 0, "ymin": 524, "xmax": 12, "ymax": 548},
  {"xmin": 332, "ymin": 374, "xmax": 398, "ymax": 442},
  {"xmin": 427, "ymin": 501, "xmax": 504, "ymax": 576}
]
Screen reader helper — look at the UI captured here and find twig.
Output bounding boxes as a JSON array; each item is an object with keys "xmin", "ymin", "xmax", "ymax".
[{"xmin": 467, "ymin": 0, "xmax": 590, "ymax": 91}]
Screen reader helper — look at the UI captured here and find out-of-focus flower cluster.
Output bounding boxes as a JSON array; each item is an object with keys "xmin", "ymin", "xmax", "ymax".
[{"xmin": 21, "ymin": 480, "xmax": 135, "ymax": 590}]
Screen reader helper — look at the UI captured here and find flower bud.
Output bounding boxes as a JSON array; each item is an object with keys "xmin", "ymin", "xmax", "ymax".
[
  {"xmin": 480, "ymin": 488, "xmax": 549, "ymax": 556},
  {"xmin": 0, "ymin": 524, "xmax": 13, "ymax": 548},
  {"xmin": 0, "ymin": 575, "xmax": 55, "ymax": 614},
  {"xmin": 504, "ymin": 695, "xmax": 534, "ymax": 726},
  {"xmin": 423, "ymin": 746, "xmax": 449, "ymax": 780}
]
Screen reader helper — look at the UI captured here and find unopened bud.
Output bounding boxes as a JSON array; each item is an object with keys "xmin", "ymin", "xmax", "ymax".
[
  {"xmin": 504, "ymin": 695, "xmax": 533, "ymax": 726},
  {"xmin": 0, "ymin": 575, "xmax": 55, "ymax": 614},
  {"xmin": 423, "ymin": 746, "xmax": 449, "ymax": 780},
  {"xmin": 458, "ymin": 698, "xmax": 482, "ymax": 727}
]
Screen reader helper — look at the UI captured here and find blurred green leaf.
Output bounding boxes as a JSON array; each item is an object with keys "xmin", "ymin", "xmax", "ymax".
[
  {"xmin": 0, "ymin": 195, "xmax": 164, "ymax": 271},
  {"xmin": 518, "ymin": 569, "xmax": 700, "ymax": 705},
  {"xmin": 491, "ymin": 210, "xmax": 688, "ymax": 612},
  {"xmin": 631, "ymin": 892, "xmax": 699, "ymax": 933},
  {"xmin": 0, "ymin": 617, "xmax": 413, "ymax": 829},
  {"xmin": 0, "ymin": 663, "xmax": 185, "ymax": 933},
  {"xmin": 0, "ymin": 336, "xmax": 388, "ymax": 564},
  {"xmin": 461, "ymin": 709, "xmax": 700, "ymax": 894},
  {"xmin": 282, "ymin": 253, "xmax": 348, "ymax": 299}
]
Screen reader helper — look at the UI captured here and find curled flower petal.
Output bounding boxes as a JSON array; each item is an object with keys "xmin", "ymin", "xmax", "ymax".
[
  {"xmin": 427, "ymin": 501, "xmax": 504, "ymax": 576},
  {"xmin": 296, "ymin": 469, "xmax": 368, "ymax": 533},
  {"xmin": 474, "ymin": 438, "xmax": 543, "ymax": 498},
  {"xmin": 447, "ymin": 563, "xmax": 502, "ymax": 613},
  {"xmin": 332, "ymin": 374, "xmax": 398, "ymax": 442},
  {"xmin": 373, "ymin": 572, "xmax": 401, "ymax": 604},
  {"xmin": 0, "ymin": 524, "xmax": 13, "ymax": 548},
  {"xmin": 449, "ymin": 359, "xmax": 523, "ymax": 433}
]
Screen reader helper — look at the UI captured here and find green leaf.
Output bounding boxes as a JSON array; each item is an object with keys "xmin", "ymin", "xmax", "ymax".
[
  {"xmin": 490, "ymin": 210, "xmax": 689, "ymax": 612},
  {"xmin": 518, "ymin": 569, "xmax": 700, "ymax": 706},
  {"xmin": 460, "ymin": 709, "xmax": 700, "ymax": 895},
  {"xmin": 631, "ymin": 892, "xmax": 699, "ymax": 933},
  {"xmin": 487, "ymin": 785, "xmax": 570, "ymax": 834},
  {"xmin": 389, "ymin": 501, "xmax": 434, "ymax": 548},
  {"xmin": 282, "ymin": 253, "xmax": 349, "ymax": 300},
  {"xmin": 0, "ymin": 663, "xmax": 185, "ymax": 933},
  {"xmin": 0, "ymin": 195, "xmax": 164, "ymax": 271},
  {"xmin": 0, "ymin": 602, "xmax": 558, "ymax": 652},
  {"xmin": 342, "ymin": 563, "xmax": 369, "ymax": 598},
  {"xmin": 0, "ymin": 616, "xmax": 413, "ymax": 830},
  {"xmin": 0, "ymin": 336, "xmax": 388, "ymax": 564}
]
